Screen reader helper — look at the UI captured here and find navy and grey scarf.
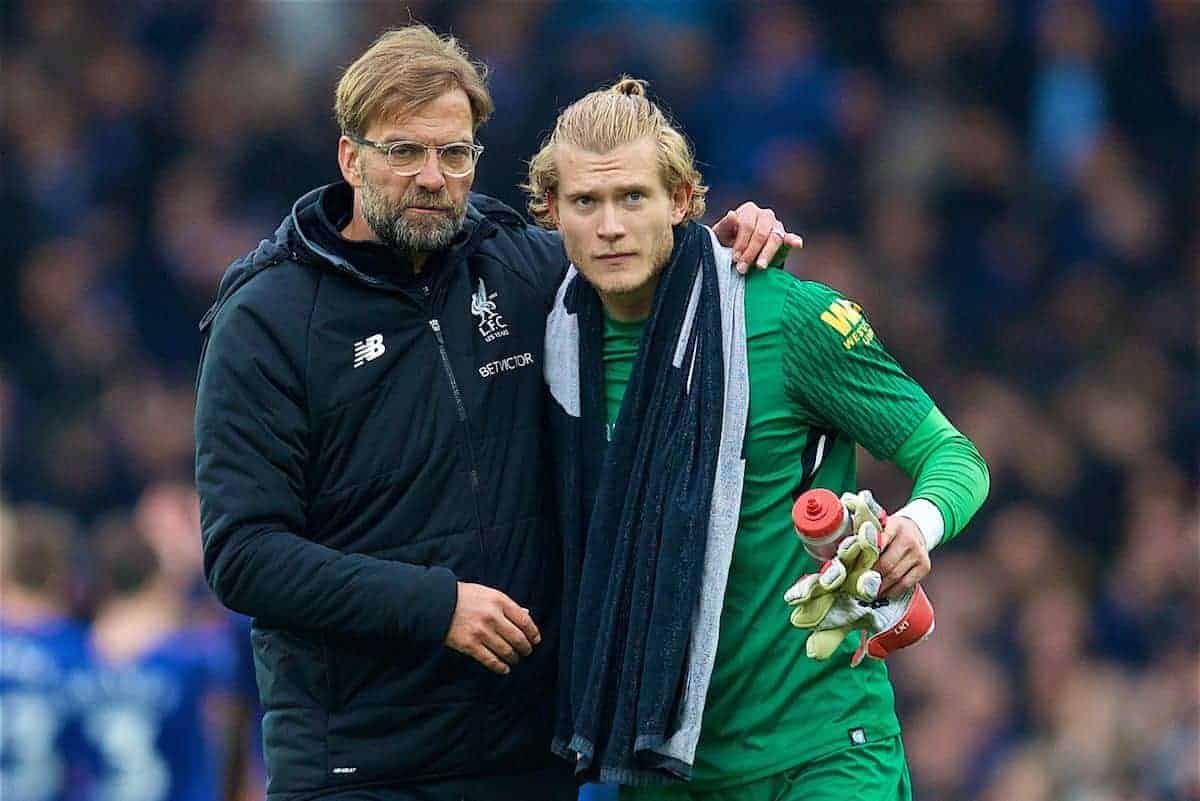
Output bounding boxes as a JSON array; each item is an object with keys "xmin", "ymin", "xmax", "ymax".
[{"xmin": 545, "ymin": 222, "xmax": 750, "ymax": 784}]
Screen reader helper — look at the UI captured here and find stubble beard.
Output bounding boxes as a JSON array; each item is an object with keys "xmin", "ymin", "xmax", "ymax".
[
  {"xmin": 568, "ymin": 223, "xmax": 676, "ymax": 298},
  {"xmin": 360, "ymin": 175, "xmax": 467, "ymax": 255}
]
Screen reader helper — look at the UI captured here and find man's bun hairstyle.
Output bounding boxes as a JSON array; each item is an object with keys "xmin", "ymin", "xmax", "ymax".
[
  {"xmin": 524, "ymin": 76, "xmax": 708, "ymax": 228},
  {"xmin": 611, "ymin": 76, "xmax": 648, "ymax": 97}
]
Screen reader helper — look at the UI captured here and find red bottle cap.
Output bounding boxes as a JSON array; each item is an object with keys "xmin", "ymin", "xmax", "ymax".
[{"xmin": 792, "ymin": 488, "xmax": 845, "ymax": 538}]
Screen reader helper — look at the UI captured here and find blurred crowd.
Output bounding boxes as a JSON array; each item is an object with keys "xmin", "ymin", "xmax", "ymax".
[{"xmin": 1, "ymin": 1, "xmax": 1196, "ymax": 800}]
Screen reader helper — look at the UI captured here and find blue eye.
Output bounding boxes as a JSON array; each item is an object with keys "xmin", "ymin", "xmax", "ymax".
[
  {"xmin": 575, "ymin": 196, "xmax": 593, "ymax": 208},
  {"xmin": 626, "ymin": 191, "xmax": 643, "ymax": 202}
]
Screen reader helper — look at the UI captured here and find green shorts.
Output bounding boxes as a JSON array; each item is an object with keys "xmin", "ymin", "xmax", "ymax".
[{"xmin": 619, "ymin": 736, "xmax": 912, "ymax": 801}]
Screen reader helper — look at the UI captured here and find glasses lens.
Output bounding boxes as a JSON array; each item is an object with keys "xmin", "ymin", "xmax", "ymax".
[
  {"xmin": 439, "ymin": 145, "xmax": 475, "ymax": 174},
  {"xmin": 387, "ymin": 143, "xmax": 426, "ymax": 172}
]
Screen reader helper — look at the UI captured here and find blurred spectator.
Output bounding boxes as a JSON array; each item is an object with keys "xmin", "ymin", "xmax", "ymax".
[
  {"xmin": 72, "ymin": 517, "xmax": 238, "ymax": 801},
  {"xmin": 0, "ymin": 505, "xmax": 89, "ymax": 801},
  {"xmin": 1031, "ymin": 0, "xmax": 1109, "ymax": 185}
]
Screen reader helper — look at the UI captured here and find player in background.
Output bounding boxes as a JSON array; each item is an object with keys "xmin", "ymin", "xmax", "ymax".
[
  {"xmin": 134, "ymin": 483, "xmax": 216, "ymax": 613},
  {"xmin": 134, "ymin": 482, "xmax": 265, "ymax": 800},
  {"xmin": 73, "ymin": 516, "xmax": 237, "ymax": 801},
  {"xmin": 536, "ymin": 80, "xmax": 990, "ymax": 799},
  {"xmin": 0, "ymin": 505, "xmax": 89, "ymax": 801}
]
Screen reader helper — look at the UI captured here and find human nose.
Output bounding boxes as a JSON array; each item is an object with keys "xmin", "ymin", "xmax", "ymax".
[
  {"xmin": 597, "ymin": 203, "xmax": 624, "ymax": 240},
  {"xmin": 414, "ymin": 147, "xmax": 446, "ymax": 191}
]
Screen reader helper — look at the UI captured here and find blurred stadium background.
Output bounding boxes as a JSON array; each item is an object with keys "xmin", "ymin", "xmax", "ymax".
[{"xmin": 1, "ymin": 1, "xmax": 1197, "ymax": 800}]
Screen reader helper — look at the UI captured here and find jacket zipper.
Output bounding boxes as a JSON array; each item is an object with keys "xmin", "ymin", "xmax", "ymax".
[{"xmin": 428, "ymin": 318, "xmax": 488, "ymax": 560}]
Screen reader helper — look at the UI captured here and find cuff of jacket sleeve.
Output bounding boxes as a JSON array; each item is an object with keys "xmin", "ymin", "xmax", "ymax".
[
  {"xmin": 405, "ymin": 566, "xmax": 459, "ymax": 646},
  {"xmin": 894, "ymin": 498, "xmax": 944, "ymax": 552}
]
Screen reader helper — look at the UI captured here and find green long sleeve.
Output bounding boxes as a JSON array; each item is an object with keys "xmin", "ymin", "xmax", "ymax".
[{"xmin": 891, "ymin": 406, "xmax": 990, "ymax": 544}]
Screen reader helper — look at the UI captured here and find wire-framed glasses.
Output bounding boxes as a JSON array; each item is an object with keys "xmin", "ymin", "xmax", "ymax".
[{"xmin": 348, "ymin": 134, "xmax": 484, "ymax": 178}]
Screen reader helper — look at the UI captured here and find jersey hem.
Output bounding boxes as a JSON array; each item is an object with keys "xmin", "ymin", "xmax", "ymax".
[{"xmin": 684, "ymin": 718, "xmax": 903, "ymax": 791}]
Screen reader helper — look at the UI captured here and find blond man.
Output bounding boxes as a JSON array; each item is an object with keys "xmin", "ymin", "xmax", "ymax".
[
  {"xmin": 537, "ymin": 79, "xmax": 989, "ymax": 800},
  {"xmin": 195, "ymin": 25, "xmax": 796, "ymax": 801}
]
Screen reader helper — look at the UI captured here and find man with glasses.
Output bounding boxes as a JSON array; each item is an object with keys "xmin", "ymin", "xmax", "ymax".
[
  {"xmin": 194, "ymin": 25, "xmax": 798, "ymax": 801},
  {"xmin": 341, "ymin": 134, "xmax": 486, "ymax": 257}
]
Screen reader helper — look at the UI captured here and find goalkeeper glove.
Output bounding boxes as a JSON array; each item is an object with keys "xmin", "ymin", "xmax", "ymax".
[
  {"xmin": 785, "ymin": 490, "xmax": 888, "ymax": 629},
  {"xmin": 786, "ymin": 491, "xmax": 936, "ymax": 666}
]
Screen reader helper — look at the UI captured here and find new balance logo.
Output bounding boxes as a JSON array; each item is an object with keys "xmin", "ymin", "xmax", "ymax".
[{"xmin": 353, "ymin": 334, "xmax": 385, "ymax": 368}]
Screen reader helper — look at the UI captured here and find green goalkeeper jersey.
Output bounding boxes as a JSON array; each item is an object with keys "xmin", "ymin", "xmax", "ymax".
[{"xmin": 602, "ymin": 267, "xmax": 986, "ymax": 788}]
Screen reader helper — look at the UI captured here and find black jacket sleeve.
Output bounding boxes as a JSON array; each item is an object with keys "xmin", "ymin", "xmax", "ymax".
[{"xmin": 194, "ymin": 281, "xmax": 458, "ymax": 644}]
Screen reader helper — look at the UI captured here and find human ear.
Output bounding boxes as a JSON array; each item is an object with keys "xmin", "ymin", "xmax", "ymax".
[
  {"xmin": 670, "ymin": 183, "xmax": 693, "ymax": 225},
  {"xmin": 338, "ymin": 136, "xmax": 363, "ymax": 188}
]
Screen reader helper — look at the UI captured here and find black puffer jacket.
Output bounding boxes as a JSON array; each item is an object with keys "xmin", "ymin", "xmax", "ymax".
[{"xmin": 195, "ymin": 183, "xmax": 573, "ymax": 800}]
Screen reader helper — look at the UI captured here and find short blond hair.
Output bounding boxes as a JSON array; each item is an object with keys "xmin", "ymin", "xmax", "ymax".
[
  {"xmin": 525, "ymin": 77, "xmax": 708, "ymax": 228},
  {"xmin": 334, "ymin": 25, "xmax": 493, "ymax": 137}
]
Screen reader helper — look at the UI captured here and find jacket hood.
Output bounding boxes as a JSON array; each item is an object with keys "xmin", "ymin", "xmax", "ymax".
[
  {"xmin": 197, "ymin": 212, "xmax": 297, "ymax": 334},
  {"xmin": 199, "ymin": 182, "xmax": 529, "ymax": 334}
]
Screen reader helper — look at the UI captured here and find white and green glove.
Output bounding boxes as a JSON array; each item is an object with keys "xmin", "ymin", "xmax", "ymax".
[
  {"xmin": 784, "ymin": 490, "xmax": 887, "ymax": 630},
  {"xmin": 785, "ymin": 491, "xmax": 936, "ymax": 666}
]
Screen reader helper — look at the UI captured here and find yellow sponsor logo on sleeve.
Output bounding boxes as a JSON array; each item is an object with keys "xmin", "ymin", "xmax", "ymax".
[{"xmin": 820, "ymin": 298, "xmax": 875, "ymax": 349}]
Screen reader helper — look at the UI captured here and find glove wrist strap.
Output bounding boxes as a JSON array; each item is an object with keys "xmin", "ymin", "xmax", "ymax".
[{"xmin": 852, "ymin": 585, "xmax": 936, "ymax": 666}]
